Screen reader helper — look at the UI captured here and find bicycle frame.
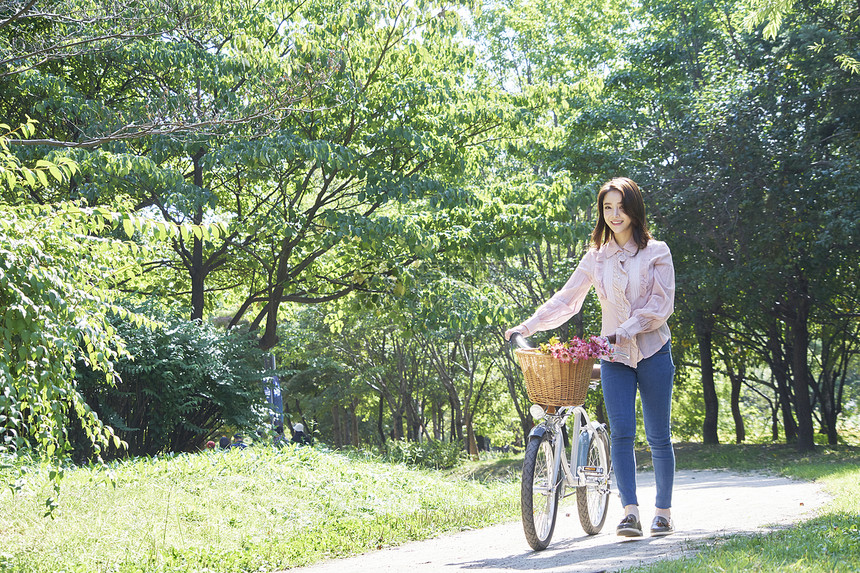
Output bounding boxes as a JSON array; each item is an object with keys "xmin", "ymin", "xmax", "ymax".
[{"xmin": 529, "ymin": 403, "xmax": 608, "ymax": 498}]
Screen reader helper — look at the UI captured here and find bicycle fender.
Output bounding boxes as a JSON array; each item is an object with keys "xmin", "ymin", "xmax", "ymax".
[
  {"xmin": 528, "ymin": 425, "xmax": 549, "ymax": 440},
  {"xmin": 589, "ymin": 421, "xmax": 608, "ymax": 434}
]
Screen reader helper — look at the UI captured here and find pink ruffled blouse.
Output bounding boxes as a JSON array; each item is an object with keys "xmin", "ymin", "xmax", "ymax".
[{"xmin": 518, "ymin": 238, "xmax": 675, "ymax": 367}]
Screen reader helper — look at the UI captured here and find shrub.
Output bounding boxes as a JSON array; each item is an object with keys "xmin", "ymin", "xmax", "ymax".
[
  {"xmin": 73, "ymin": 306, "xmax": 269, "ymax": 459},
  {"xmin": 382, "ymin": 439, "xmax": 467, "ymax": 469}
]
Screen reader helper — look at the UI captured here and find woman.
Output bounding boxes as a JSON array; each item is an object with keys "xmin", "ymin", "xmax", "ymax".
[{"xmin": 505, "ymin": 177, "xmax": 676, "ymax": 538}]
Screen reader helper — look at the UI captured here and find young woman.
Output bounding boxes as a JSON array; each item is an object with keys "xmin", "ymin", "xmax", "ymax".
[{"xmin": 505, "ymin": 177, "xmax": 676, "ymax": 538}]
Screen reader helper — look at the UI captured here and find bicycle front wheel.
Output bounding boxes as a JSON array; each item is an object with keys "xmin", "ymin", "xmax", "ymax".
[
  {"xmin": 521, "ymin": 433, "xmax": 560, "ymax": 550},
  {"xmin": 576, "ymin": 428, "xmax": 611, "ymax": 535}
]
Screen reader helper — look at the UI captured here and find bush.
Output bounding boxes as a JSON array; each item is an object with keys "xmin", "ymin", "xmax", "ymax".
[
  {"xmin": 73, "ymin": 306, "xmax": 269, "ymax": 459},
  {"xmin": 382, "ymin": 439, "xmax": 467, "ymax": 469}
]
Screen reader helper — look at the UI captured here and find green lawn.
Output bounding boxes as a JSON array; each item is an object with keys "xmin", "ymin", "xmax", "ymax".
[
  {"xmin": 0, "ymin": 443, "xmax": 857, "ymax": 573},
  {"xmin": 0, "ymin": 446, "xmax": 520, "ymax": 573}
]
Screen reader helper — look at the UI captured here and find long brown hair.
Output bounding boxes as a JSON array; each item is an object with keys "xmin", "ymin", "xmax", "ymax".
[{"xmin": 590, "ymin": 177, "xmax": 652, "ymax": 250}]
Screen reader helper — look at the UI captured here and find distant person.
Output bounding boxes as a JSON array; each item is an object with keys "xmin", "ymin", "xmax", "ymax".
[
  {"xmin": 291, "ymin": 423, "xmax": 311, "ymax": 446},
  {"xmin": 229, "ymin": 433, "xmax": 247, "ymax": 449},
  {"xmin": 218, "ymin": 436, "xmax": 230, "ymax": 450},
  {"xmin": 205, "ymin": 440, "xmax": 216, "ymax": 450}
]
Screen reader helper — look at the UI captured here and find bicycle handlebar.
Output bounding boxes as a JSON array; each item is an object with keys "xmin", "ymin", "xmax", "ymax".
[{"xmin": 509, "ymin": 332, "xmax": 534, "ymax": 350}]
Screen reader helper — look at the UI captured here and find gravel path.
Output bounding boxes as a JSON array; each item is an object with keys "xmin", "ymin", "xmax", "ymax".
[{"xmin": 288, "ymin": 469, "xmax": 829, "ymax": 572}]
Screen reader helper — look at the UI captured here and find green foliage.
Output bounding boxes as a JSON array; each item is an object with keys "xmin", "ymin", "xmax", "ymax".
[
  {"xmin": 668, "ymin": 442, "xmax": 860, "ymax": 475},
  {"xmin": 0, "ymin": 201, "xmax": 134, "ymax": 460},
  {"xmin": 74, "ymin": 306, "xmax": 269, "ymax": 459},
  {"xmin": 1, "ymin": 0, "xmax": 520, "ymax": 353},
  {"xmin": 0, "ymin": 119, "xmax": 233, "ymax": 467},
  {"xmin": 379, "ymin": 438, "xmax": 468, "ymax": 469},
  {"xmin": 566, "ymin": 0, "xmax": 860, "ymax": 447},
  {"xmin": 0, "ymin": 120, "xmax": 78, "ymax": 201},
  {"xmin": 742, "ymin": 0, "xmax": 796, "ymax": 39},
  {"xmin": 1, "ymin": 443, "xmax": 857, "ymax": 572},
  {"xmin": 0, "ymin": 447, "xmax": 519, "ymax": 572},
  {"xmin": 0, "ymin": 0, "xmax": 858, "ymax": 498}
]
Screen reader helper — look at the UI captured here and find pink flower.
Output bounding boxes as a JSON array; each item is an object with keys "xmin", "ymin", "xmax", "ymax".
[{"xmin": 540, "ymin": 335, "xmax": 618, "ymax": 363}]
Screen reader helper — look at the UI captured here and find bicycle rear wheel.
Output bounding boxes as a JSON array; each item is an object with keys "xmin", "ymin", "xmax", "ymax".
[
  {"xmin": 521, "ymin": 433, "xmax": 560, "ymax": 550},
  {"xmin": 576, "ymin": 428, "xmax": 611, "ymax": 534}
]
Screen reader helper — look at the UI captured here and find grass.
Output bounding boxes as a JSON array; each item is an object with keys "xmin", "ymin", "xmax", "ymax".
[
  {"xmin": 1, "ymin": 442, "xmax": 857, "ymax": 573},
  {"xmin": 624, "ymin": 442, "xmax": 860, "ymax": 573},
  {"xmin": 0, "ymin": 446, "xmax": 520, "ymax": 573}
]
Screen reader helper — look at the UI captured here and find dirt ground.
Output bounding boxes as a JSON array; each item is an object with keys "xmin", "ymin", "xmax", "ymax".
[{"xmin": 287, "ymin": 469, "xmax": 829, "ymax": 573}]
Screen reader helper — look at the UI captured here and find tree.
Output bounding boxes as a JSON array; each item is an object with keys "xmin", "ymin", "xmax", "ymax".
[
  {"xmin": 2, "ymin": 0, "xmax": 312, "ymax": 148},
  {"xmin": 0, "ymin": 121, "xmax": 143, "ymax": 462},
  {"xmin": 6, "ymin": 0, "xmax": 520, "ymax": 354},
  {"xmin": 607, "ymin": 0, "xmax": 860, "ymax": 449},
  {"xmin": 1, "ymin": 116, "xmax": 238, "ymax": 467}
]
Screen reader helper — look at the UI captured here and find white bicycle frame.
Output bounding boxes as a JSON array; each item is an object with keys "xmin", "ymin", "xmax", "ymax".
[{"xmin": 532, "ymin": 403, "xmax": 608, "ymax": 498}]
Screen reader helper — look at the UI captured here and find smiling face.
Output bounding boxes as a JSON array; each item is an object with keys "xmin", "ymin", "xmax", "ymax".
[
  {"xmin": 602, "ymin": 189, "xmax": 633, "ymax": 245},
  {"xmin": 590, "ymin": 177, "xmax": 651, "ymax": 249}
]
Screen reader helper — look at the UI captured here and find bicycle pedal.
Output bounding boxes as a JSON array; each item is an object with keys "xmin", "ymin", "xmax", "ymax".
[{"xmin": 578, "ymin": 465, "xmax": 605, "ymax": 476}]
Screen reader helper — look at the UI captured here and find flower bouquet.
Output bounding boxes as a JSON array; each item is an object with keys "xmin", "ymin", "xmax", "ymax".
[
  {"xmin": 538, "ymin": 335, "xmax": 615, "ymax": 363},
  {"xmin": 516, "ymin": 335, "xmax": 614, "ymax": 406}
]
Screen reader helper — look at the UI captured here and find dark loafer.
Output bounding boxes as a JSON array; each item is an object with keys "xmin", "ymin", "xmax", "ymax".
[
  {"xmin": 650, "ymin": 515, "xmax": 674, "ymax": 536},
  {"xmin": 616, "ymin": 514, "xmax": 643, "ymax": 537}
]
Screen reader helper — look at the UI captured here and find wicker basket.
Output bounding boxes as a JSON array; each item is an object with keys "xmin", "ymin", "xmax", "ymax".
[{"xmin": 515, "ymin": 348, "xmax": 596, "ymax": 407}]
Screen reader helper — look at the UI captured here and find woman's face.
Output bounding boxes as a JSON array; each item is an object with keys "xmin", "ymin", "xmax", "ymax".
[{"xmin": 602, "ymin": 190, "xmax": 633, "ymax": 244}]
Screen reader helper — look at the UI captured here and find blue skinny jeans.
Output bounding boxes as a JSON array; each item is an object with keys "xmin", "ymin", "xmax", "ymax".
[{"xmin": 600, "ymin": 340, "xmax": 675, "ymax": 510}]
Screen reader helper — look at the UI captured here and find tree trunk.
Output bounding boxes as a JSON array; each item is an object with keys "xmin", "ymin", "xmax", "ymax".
[
  {"xmin": 377, "ymin": 393, "xmax": 386, "ymax": 447},
  {"xmin": 465, "ymin": 415, "xmax": 479, "ymax": 461},
  {"xmin": 596, "ymin": 390, "xmax": 608, "ymax": 427},
  {"xmin": 449, "ymin": 396, "xmax": 465, "ymax": 443},
  {"xmin": 420, "ymin": 335, "xmax": 465, "ymax": 444},
  {"xmin": 189, "ymin": 149, "xmax": 207, "ymax": 321},
  {"xmin": 771, "ymin": 406, "xmax": 779, "ymax": 441},
  {"xmin": 415, "ymin": 398, "xmax": 427, "ymax": 442},
  {"xmin": 570, "ymin": 310, "xmax": 584, "ymax": 339},
  {"xmin": 350, "ymin": 398, "xmax": 360, "ymax": 448},
  {"xmin": 728, "ymin": 364, "xmax": 746, "ymax": 444},
  {"xmin": 819, "ymin": 370, "xmax": 838, "ymax": 445},
  {"xmin": 331, "ymin": 404, "xmax": 343, "ymax": 448},
  {"xmin": 818, "ymin": 328, "xmax": 850, "ymax": 446},
  {"xmin": 448, "ymin": 395, "xmax": 462, "ymax": 443},
  {"xmin": 392, "ymin": 409, "xmax": 403, "ymax": 440},
  {"xmin": 403, "ymin": 395, "xmax": 419, "ymax": 441},
  {"xmin": 767, "ymin": 320, "xmax": 797, "ymax": 442},
  {"xmin": 695, "ymin": 309, "xmax": 719, "ymax": 444},
  {"xmin": 432, "ymin": 402, "xmax": 443, "ymax": 440},
  {"xmin": 788, "ymin": 285, "xmax": 815, "ymax": 452}
]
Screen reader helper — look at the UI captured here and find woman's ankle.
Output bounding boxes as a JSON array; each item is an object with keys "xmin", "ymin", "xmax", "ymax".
[{"xmin": 624, "ymin": 504, "xmax": 640, "ymax": 519}]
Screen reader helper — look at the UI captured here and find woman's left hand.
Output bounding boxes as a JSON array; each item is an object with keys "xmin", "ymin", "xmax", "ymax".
[{"xmin": 504, "ymin": 327, "xmax": 523, "ymax": 341}]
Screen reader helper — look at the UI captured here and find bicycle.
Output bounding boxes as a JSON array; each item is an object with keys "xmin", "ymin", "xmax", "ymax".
[{"xmin": 510, "ymin": 332, "xmax": 613, "ymax": 551}]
